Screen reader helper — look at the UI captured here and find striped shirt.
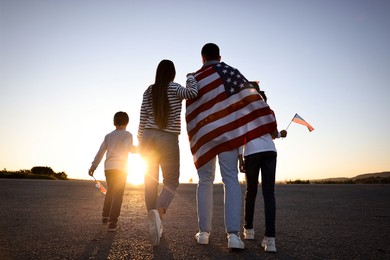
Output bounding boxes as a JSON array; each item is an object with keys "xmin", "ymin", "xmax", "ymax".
[{"xmin": 138, "ymin": 76, "xmax": 198, "ymax": 141}]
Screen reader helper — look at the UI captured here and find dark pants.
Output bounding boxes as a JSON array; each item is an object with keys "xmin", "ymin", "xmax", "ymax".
[
  {"xmin": 244, "ymin": 151, "xmax": 277, "ymax": 237},
  {"xmin": 102, "ymin": 169, "xmax": 127, "ymax": 223}
]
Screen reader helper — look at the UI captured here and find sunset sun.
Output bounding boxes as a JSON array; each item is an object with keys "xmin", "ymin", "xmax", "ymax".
[{"xmin": 127, "ymin": 154, "xmax": 146, "ymax": 185}]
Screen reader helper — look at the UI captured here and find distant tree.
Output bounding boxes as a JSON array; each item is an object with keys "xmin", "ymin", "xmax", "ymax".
[
  {"xmin": 55, "ymin": 171, "xmax": 68, "ymax": 180},
  {"xmin": 31, "ymin": 166, "xmax": 55, "ymax": 177}
]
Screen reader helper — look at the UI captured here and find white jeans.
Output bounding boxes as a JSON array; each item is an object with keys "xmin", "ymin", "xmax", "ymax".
[{"xmin": 196, "ymin": 149, "xmax": 242, "ymax": 233}]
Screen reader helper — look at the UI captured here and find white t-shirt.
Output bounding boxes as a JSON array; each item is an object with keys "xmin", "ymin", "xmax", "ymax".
[{"xmin": 239, "ymin": 133, "xmax": 276, "ymax": 157}]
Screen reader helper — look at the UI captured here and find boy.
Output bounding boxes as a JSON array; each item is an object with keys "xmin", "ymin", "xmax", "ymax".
[
  {"xmin": 89, "ymin": 111, "xmax": 136, "ymax": 231},
  {"xmin": 238, "ymin": 82, "xmax": 287, "ymax": 252}
]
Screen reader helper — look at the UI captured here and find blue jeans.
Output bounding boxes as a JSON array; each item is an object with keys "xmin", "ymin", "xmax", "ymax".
[
  {"xmin": 244, "ymin": 151, "xmax": 277, "ymax": 237},
  {"xmin": 141, "ymin": 129, "xmax": 180, "ymax": 212},
  {"xmin": 103, "ymin": 169, "xmax": 127, "ymax": 223},
  {"xmin": 197, "ymin": 149, "xmax": 242, "ymax": 233}
]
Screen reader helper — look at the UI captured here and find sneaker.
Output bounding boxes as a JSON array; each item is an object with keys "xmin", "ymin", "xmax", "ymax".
[
  {"xmin": 243, "ymin": 228, "xmax": 255, "ymax": 240},
  {"xmin": 261, "ymin": 236, "xmax": 277, "ymax": 252},
  {"xmin": 108, "ymin": 222, "xmax": 118, "ymax": 232},
  {"xmin": 148, "ymin": 209, "xmax": 162, "ymax": 246},
  {"xmin": 160, "ymin": 223, "xmax": 164, "ymax": 238},
  {"xmin": 227, "ymin": 233, "xmax": 245, "ymax": 249},
  {"xmin": 195, "ymin": 231, "xmax": 210, "ymax": 245},
  {"xmin": 102, "ymin": 217, "xmax": 109, "ymax": 225}
]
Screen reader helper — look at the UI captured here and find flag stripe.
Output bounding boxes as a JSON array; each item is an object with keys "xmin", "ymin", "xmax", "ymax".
[
  {"xmin": 187, "ymin": 86, "xmax": 263, "ymax": 133},
  {"xmin": 191, "ymin": 111, "xmax": 276, "ymax": 156},
  {"xmin": 193, "ymin": 122, "xmax": 277, "ymax": 169},
  {"xmin": 188, "ymin": 93, "xmax": 270, "ymax": 140},
  {"xmin": 186, "ymin": 77, "xmax": 224, "ymax": 120}
]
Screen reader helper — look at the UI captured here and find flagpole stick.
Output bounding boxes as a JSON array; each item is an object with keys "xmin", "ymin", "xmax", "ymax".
[{"xmin": 285, "ymin": 119, "xmax": 293, "ymax": 131}]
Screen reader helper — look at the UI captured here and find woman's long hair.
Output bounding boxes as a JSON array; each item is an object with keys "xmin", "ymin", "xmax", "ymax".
[{"xmin": 152, "ymin": 60, "xmax": 176, "ymax": 129}]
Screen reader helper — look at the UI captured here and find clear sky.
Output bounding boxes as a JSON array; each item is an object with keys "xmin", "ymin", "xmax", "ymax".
[{"xmin": 1, "ymin": 0, "xmax": 389, "ymax": 184}]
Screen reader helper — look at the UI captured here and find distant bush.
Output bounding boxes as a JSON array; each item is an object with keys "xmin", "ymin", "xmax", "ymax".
[
  {"xmin": 285, "ymin": 177, "xmax": 390, "ymax": 184},
  {"xmin": 355, "ymin": 177, "xmax": 390, "ymax": 184},
  {"xmin": 313, "ymin": 179, "xmax": 355, "ymax": 184},
  {"xmin": 0, "ymin": 167, "xmax": 67, "ymax": 180},
  {"xmin": 285, "ymin": 179, "xmax": 310, "ymax": 184}
]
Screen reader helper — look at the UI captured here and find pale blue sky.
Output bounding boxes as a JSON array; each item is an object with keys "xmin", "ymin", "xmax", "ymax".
[{"xmin": 1, "ymin": 0, "xmax": 389, "ymax": 183}]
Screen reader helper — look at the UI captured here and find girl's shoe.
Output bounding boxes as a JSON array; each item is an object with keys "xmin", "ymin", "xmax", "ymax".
[{"xmin": 261, "ymin": 236, "xmax": 277, "ymax": 252}]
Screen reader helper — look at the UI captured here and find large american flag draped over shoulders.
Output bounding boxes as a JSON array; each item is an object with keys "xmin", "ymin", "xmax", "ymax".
[{"xmin": 186, "ymin": 62, "xmax": 277, "ymax": 169}]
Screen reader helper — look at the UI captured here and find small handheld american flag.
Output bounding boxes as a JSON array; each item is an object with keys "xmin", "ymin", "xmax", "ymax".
[{"xmin": 92, "ymin": 176, "xmax": 107, "ymax": 195}]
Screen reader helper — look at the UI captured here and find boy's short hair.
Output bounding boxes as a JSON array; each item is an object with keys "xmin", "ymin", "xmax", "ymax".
[
  {"xmin": 114, "ymin": 111, "xmax": 129, "ymax": 126},
  {"xmin": 201, "ymin": 43, "xmax": 220, "ymax": 61}
]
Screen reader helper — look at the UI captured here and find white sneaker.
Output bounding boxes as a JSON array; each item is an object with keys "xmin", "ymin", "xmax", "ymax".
[
  {"xmin": 195, "ymin": 231, "xmax": 210, "ymax": 245},
  {"xmin": 243, "ymin": 228, "xmax": 255, "ymax": 240},
  {"xmin": 227, "ymin": 233, "xmax": 245, "ymax": 249},
  {"xmin": 261, "ymin": 236, "xmax": 277, "ymax": 252},
  {"xmin": 160, "ymin": 223, "xmax": 163, "ymax": 238},
  {"xmin": 148, "ymin": 209, "xmax": 162, "ymax": 246}
]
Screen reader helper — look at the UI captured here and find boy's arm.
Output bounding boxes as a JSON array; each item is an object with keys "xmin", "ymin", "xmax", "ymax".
[{"xmin": 89, "ymin": 137, "xmax": 107, "ymax": 176}]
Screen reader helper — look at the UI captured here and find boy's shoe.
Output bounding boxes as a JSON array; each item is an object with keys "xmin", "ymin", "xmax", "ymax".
[
  {"xmin": 148, "ymin": 209, "xmax": 162, "ymax": 246},
  {"xmin": 195, "ymin": 231, "xmax": 210, "ymax": 245},
  {"xmin": 227, "ymin": 233, "xmax": 245, "ymax": 249},
  {"xmin": 243, "ymin": 228, "xmax": 255, "ymax": 240},
  {"xmin": 261, "ymin": 236, "xmax": 277, "ymax": 252},
  {"xmin": 108, "ymin": 222, "xmax": 118, "ymax": 232},
  {"xmin": 102, "ymin": 217, "xmax": 109, "ymax": 225}
]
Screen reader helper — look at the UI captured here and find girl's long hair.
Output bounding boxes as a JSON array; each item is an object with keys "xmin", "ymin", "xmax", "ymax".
[{"xmin": 152, "ymin": 59, "xmax": 176, "ymax": 129}]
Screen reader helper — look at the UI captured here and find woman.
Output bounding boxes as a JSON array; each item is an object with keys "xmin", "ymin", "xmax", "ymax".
[{"xmin": 138, "ymin": 59, "xmax": 198, "ymax": 246}]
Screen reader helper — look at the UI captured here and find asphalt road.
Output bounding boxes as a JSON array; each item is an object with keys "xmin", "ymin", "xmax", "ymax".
[{"xmin": 0, "ymin": 179, "xmax": 389, "ymax": 259}]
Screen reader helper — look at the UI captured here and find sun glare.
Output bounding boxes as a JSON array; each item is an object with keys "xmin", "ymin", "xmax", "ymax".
[{"xmin": 127, "ymin": 154, "xmax": 146, "ymax": 185}]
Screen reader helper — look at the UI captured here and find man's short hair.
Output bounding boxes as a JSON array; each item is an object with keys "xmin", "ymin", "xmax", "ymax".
[
  {"xmin": 201, "ymin": 43, "xmax": 220, "ymax": 61},
  {"xmin": 114, "ymin": 111, "xmax": 129, "ymax": 126}
]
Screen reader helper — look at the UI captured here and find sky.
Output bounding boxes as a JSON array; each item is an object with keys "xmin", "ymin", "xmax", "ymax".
[{"xmin": 1, "ymin": 0, "xmax": 389, "ymax": 184}]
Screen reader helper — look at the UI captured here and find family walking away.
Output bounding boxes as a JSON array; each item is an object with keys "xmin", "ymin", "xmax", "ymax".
[
  {"xmin": 185, "ymin": 43, "xmax": 278, "ymax": 250},
  {"xmin": 137, "ymin": 59, "xmax": 198, "ymax": 246},
  {"xmin": 88, "ymin": 111, "xmax": 136, "ymax": 231},
  {"xmin": 239, "ymin": 82, "xmax": 287, "ymax": 252},
  {"xmin": 87, "ymin": 43, "xmax": 284, "ymax": 254}
]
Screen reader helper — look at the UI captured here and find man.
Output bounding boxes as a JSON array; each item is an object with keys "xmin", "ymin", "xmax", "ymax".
[{"xmin": 186, "ymin": 43, "xmax": 277, "ymax": 249}]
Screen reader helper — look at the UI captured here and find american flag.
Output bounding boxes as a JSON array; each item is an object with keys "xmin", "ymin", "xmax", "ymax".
[
  {"xmin": 292, "ymin": 113, "xmax": 315, "ymax": 132},
  {"xmin": 186, "ymin": 62, "xmax": 277, "ymax": 169}
]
